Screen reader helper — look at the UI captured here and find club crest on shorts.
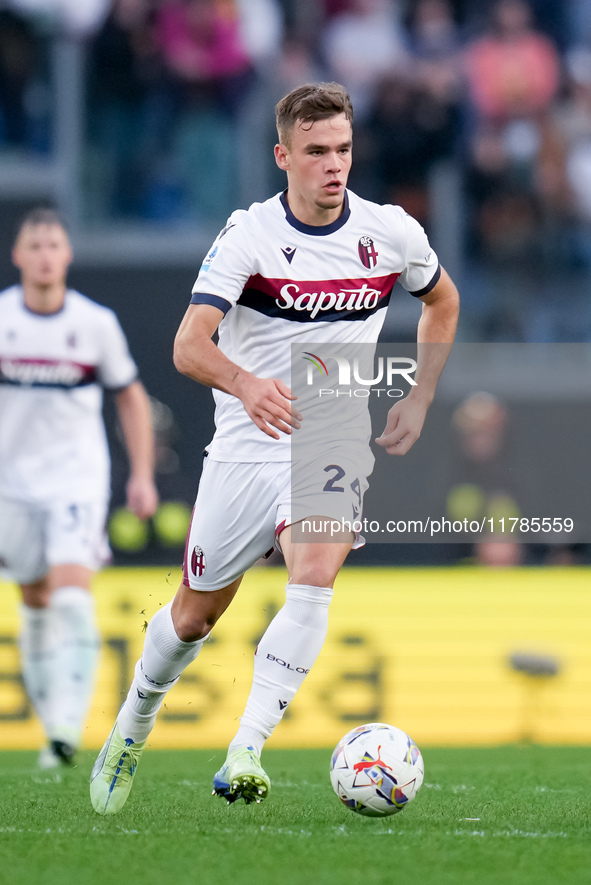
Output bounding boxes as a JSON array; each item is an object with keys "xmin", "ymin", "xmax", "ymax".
[
  {"xmin": 358, "ymin": 235, "xmax": 378, "ymax": 269},
  {"xmin": 191, "ymin": 545, "xmax": 206, "ymax": 577}
]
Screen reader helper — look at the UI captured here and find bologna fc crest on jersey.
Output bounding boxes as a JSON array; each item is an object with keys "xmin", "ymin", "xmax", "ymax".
[
  {"xmin": 358, "ymin": 236, "xmax": 379, "ymax": 269},
  {"xmin": 191, "ymin": 545, "xmax": 206, "ymax": 577}
]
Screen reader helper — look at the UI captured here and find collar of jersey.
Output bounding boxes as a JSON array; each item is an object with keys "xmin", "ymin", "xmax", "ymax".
[
  {"xmin": 280, "ymin": 190, "xmax": 351, "ymax": 236},
  {"xmin": 20, "ymin": 286, "xmax": 67, "ymax": 317}
]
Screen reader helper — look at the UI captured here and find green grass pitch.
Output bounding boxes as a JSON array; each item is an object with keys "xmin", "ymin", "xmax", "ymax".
[{"xmin": 1, "ymin": 747, "xmax": 590, "ymax": 885}]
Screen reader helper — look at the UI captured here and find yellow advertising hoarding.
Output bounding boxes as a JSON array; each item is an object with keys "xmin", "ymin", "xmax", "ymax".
[{"xmin": 1, "ymin": 566, "xmax": 590, "ymax": 749}]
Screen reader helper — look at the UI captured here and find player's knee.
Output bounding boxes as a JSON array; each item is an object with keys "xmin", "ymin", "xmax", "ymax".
[
  {"xmin": 21, "ymin": 581, "xmax": 51, "ymax": 609},
  {"xmin": 172, "ymin": 605, "xmax": 216, "ymax": 643},
  {"xmin": 290, "ymin": 562, "xmax": 339, "ymax": 589},
  {"xmin": 173, "ymin": 613, "xmax": 209, "ymax": 643}
]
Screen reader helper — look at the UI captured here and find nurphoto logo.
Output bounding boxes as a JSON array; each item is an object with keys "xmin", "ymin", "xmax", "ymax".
[{"xmin": 302, "ymin": 352, "xmax": 417, "ymax": 398}]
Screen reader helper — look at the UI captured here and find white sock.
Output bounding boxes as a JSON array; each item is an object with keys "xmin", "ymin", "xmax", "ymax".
[
  {"xmin": 50, "ymin": 586, "xmax": 100, "ymax": 746},
  {"xmin": 118, "ymin": 602, "xmax": 206, "ymax": 743},
  {"xmin": 19, "ymin": 604, "xmax": 57, "ymax": 738},
  {"xmin": 229, "ymin": 583, "xmax": 333, "ymax": 755}
]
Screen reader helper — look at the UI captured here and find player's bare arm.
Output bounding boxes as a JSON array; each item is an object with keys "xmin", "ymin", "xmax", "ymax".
[
  {"xmin": 174, "ymin": 303, "xmax": 302, "ymax": 440},
  {"xmin": 376, "ymin": 267, "xmax": 459, "ymax": 455},
  {"xmin": 115, "ymin": 381, "xmax": 159, "ymax": 519}
]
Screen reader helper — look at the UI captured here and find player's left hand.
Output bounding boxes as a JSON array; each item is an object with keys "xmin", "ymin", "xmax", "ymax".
[
  {"xmin": 375, "ymin": 396, "xmax": 429, "ymax": 456},
  {"xmin": 126, "ymin": 475, "xmax": 159, "ymax": 520}
]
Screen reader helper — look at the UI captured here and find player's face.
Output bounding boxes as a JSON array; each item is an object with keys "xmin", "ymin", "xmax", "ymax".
[
  {"xmin": 12, "ymin": 223, "xmax": 73, "ymax": 289},
  {"xmin": 275, "ymin": 113, "xmax": 353, "ymax": 225}
]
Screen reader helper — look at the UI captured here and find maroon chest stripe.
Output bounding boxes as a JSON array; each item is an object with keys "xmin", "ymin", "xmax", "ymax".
[
  {"xmin": 237, "ymin": 273, "xmax": 400, "ymax": 323},
  {"xmin": 0, "ymin": 357, "xmax": 98, "ymax": 389}
]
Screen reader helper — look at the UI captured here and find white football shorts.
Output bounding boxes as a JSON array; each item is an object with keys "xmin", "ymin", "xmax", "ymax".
[
  {"xmin": 0, "ymin": 496, "xmax": 110, "ymax": 584},
  {"xmin": 182, "ymin": 454, "xmax": 370, "ymax": 592}
]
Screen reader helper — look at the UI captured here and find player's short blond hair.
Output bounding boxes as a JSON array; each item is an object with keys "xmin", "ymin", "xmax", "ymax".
[{"xmin": 275, "ymin": 82, "xmax": 353, "ymax": 148}]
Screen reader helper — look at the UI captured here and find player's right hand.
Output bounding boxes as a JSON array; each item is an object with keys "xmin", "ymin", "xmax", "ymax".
[{"xmin": 236, "ymin": 375, "xmax": 302, "ymax": 440}]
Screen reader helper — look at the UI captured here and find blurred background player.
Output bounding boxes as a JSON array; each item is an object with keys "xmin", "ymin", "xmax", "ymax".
[
  {"xmin": 89, "ymin": 82, "xmax": 459, "ymax": 815},
  {"xmin": 0, "ymin": 207, "xmax": 158, "ymax": 770},
  {"xmin": 446, "ymin": 391, "xmax": 523, "ymax": 566}
]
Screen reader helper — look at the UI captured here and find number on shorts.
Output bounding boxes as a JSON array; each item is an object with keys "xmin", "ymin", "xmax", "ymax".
[
  {"xmin": 323, "ymin": 464, "xmax": 345, "ymax": 493},
  {"xmin": 65, "ymin": 504, "xmax": 80, "ymax": 530}
]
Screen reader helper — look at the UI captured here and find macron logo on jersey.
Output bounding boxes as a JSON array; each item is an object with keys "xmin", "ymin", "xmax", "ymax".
[
  {"xmin": 238, "ymin": 273, "xmax": 400, "ymax": 323},
  {"xmin": 0, "ymin": 356, "xmax": 97, "ymax": 389},
  {"xmin": 281, "ymin": 246, "xmax": 297, "ymax": 264}
]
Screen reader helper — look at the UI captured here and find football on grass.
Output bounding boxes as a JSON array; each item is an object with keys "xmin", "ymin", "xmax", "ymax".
[{"xmin": 330, "ymin": 722, "xmax": 424, "ymax": 817}]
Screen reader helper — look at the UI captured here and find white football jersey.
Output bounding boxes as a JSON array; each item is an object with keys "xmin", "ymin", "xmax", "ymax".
[
  {"xmin": 0, "ymin": 286, "xmax": 138, "ymax": 503},
  {"xmin": 191, "ymin": 189, "xmax": 440, "ymax": 461}
]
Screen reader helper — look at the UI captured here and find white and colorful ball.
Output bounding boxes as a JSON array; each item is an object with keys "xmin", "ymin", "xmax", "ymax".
[{"xmin": 330, "ymin": 722, "xmax": 424, "ymax": 817}]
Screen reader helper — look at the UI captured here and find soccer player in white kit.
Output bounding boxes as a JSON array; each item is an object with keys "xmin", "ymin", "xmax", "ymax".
[
  {"xmin": 0, "ymin": 208, "xmax": 158, "ymax": 770},
  {"xmin": 90, "ymin": 83, "xmax": 459, "ymax": 814}
]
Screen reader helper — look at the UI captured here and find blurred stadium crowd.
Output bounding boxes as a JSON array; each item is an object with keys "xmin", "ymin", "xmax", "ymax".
[{"xmin": 1, "ymin": 0, "xmax": 591, "ymax": 341}]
